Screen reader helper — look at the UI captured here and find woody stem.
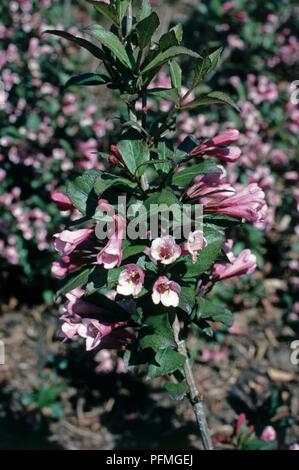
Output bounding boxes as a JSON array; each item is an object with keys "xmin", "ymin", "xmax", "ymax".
[{"xmin": 172, "ymin": 315, "xmax": 213, "ymax": 450}]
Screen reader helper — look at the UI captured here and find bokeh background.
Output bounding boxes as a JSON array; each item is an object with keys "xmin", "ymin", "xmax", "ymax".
[{"xmin": 0, "ymin": 0, "xmax": 298, "ymax": 450}]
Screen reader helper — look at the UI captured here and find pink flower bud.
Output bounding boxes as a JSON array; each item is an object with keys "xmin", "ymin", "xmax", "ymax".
[
  {"xmin": 204, "ymin": 146, "xmax": 241, "ymax": 162},
  {"xmin": 212, "ymin": 249, "xmax": 257, "ymax": 281},
  {"xmin": 189, "ymin": 129, "xmax": 240, "ymax": 157},
  {"xmin": 53, "ymin": 228, "xmax": 93, "ymax": 255},
  {"xmin": 51, "ymin": 190, "xmax": 74, "ymax": 211}
]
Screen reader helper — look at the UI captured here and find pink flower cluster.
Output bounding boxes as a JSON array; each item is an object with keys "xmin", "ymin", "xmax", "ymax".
[{"xmin": 0, "ymin": 0, "xmax": 114, "ymax": 270}]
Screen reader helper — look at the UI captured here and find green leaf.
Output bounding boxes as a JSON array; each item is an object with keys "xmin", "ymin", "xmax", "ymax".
[
  {"xmin": 147, "ymin": 87, "xmax": 179, "ymax": 101},
  {"xmin": 136, "ymin": 12, "xmax": 160, "ymax": 49},
  {"xmin": 156, "ymin": 140, "xmax": 173, "ymax": 173},
  {"xmin": 171, "ymin": 159, "xmax": 219, "ymax": 187},
  {"xmin": 64, "ymin": 73, "xmax": 111, "ymax": 89},
  {"xmin": 56, "ymin": 267, "xmax": 94, "ymax": 298},
  {"xmin": 118, "ymin": 138, "xmax": 150, "ymax": 175},
  {"xmin": 159, "ymin": 25, "xmax": 183, "ymax": 51},
  {"xmin": 94, "ymin": 173, "xmax": 137, "ymax": 196},
  {"xmin": 139, "ymin": 314, "xmax": 175, "ymax": 352},
  {"xmin": 107, "ymin": 267, "xmax": 122, "ymax": 288},
  {"xmin": 192, "ymin": 47, "xmax": 222, "ymax": 88},
  {"xmin": 86, "ymin": 0, "xmax": 118, "ymax": 24},
  {"xmin": 66, "ymin": 170, "xmax": 101, "ymax": 215},
  {"xmin": 45, "ymin": 30, "xmax": 106, "ymax": 61},
  {"xmin": 179, "ymin": 286, "xmax": 195, "ymax": 315},
  {"xmin": 183, "ymin": 226, "xmax": 225, "ymax": 279},
  {"xmin": 196, "ymin": 298, "xmax": 233, "ymax": 327},
  {"xmin": 116, "ymin": 0, "xmax": 130, "ymax": 24},
  {"xmin": 37, "ymin": 384, "xmax": 66, "ymax": 407},
  {"xmin": 182, "ymin": 91, "xmax": 240, "ymax": 112},
  {"xmin": 141, "ymin": 46, "xmax": 201, "ymax": 74},
  {"xmin": 138, "ymin": 0, "xmax": 152, "ymax": 21},
  {"xmin": 144, "ymin": 188, "xmax": 179, "ymax": 211},
  {"xmin": 203, "ymin": 214, "xmax": 241, "ymax": 228},
  {"xmin": 164, "ymin": 382, "xmax": 188, "ymax": 400},
  {"xmin": 147, "ymin": 348, "xmax": 185, "ymax": 379},
  {"xmin": 169, "ymin": 61, "xmax": 182, "ymax": 93},
  {"xmin": 86, "ymin": 266, "xmax": 108, "ymax": 295},
  {"xmin": 85, "ymin": 25, "xmax": 132, "ymax": 69},
  {"xmin": 122, "ymin": 244, "xmax": 147, "ymax": 260},
  {"xmin": 242, "ymin": 438, "xmax": 277, "ymax": 451}
]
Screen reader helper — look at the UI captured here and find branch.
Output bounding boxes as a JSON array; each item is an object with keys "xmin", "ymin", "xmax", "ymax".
[{"xmin": 172, "ymin": 315, "xmax": 213, "ymax": 450}]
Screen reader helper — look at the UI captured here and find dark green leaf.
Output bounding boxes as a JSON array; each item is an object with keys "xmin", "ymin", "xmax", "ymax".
[
  {"xmin": 158, "ymin": 25, "xmax": 183, "ymax": 51},
  {"xmin": 118, "ymin": 138, "xmax": 150, "ymax": 175},
  {"xmin": 203, "ymin": 214, "xmax": 241, "ymax": 228},
  {"xmin": 94, "ymin": 173, "xmax": 137, "ymax": 196},
  {"xmin": 56, "ymin": 267, "xmax": 94, "ymax": 298},
  {"xmin": 192, "ymin": 47, "xmax": 222, "ymax": 88},
  {"xmin": 45, "ymin": 30, "xmax": 106, "ymax": 61},
  {"xmin": 164, "ymin": 381, "xmax": 188, "ymax": 400},
  {"xmin": 147, "ymin": 87, "xmax": 179, "ymax": 101},
  {"xmin": 66, "ymin": 170, "xmax": 101, "ymax": 215},
  {"xmin": 123, "ymin": 244, "xmax": 147, "ymax": 260},
  {"xmin": 86, "ymin": 0, "xmax": 118, "ymax": 24},
  {"xmin": 138, "ymin": 0, "xmax": 152, "ymax": 21},
  {"xmin": 85, "ymin": 25, "xmax": 132, "ymax": 69},
  {"xmin": 144, "ymin": 188, "xmax": 179, "ymax": 211},
  {"xmin": 196, "ymin": 298, "xmax": 233, "ymax": 327},
  {"xmin": 182, "ymin": 91, "xmax": 240, "ymax": 112},
  {"xmin": 86, "ymin": 266, "xmax": 108, "ymax": 294},
  {"xmin": 136, "ymin": 12, "xmax": 160, "ymax": 49},
  {"xmin": 106, "ymin": 267, "xmax": 122, "ymax": 288},
  {"xmin": 169, "ymin": 61, "xmax": 182, "ymax": 92},
  {"xmin": 179, "ymin": 286, "xmax": 195, "ymax": 315},
  {"xmin": 64, "ymin": 72, "xmax": 111, "ymax": 89},
  {"xmin": 183, "ymin": 226, "xmax": 225, "ymax": 278},
  {"xmin": 157, "ymin": 140, "xmax": 173, "ymax": 173},
  {"xmin": 116, "ymin": 0, "xmax": 130, "ymax": 24},
  {"xmin": 147, "ymin": 348, "xmax": 185, "ymax": 379},
  {"xmin": 139, "ymin": 313, "xmax": 175, "ymax": 352},
  {"xmin": 141, "ymin": 46, "xmax": 201, "ymax": 74},
  {"xmin": 171, "ymin": 159, "xmax": 219, "ymax": 187}
]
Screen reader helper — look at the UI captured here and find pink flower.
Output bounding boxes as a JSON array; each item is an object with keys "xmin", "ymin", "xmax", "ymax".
[
  {"xmin": 0, "ymin": 168, "xmax": 6, "ymax": 182},
  {"xmin": 117, "ymin": 264, "xmax": 144, "ymax": 297},
  {"xmin": 183, "ymin": 230, "xmax": 207, "ymax": 263},
  {"xmin": 204, "ymin": 146, "xmax": 241, "ymax": 162},
  {"xmin": 189, "ymin": 129, "xmax": 240, "ymax": 157},
  {"xmin": 97, "ymin": 214, "xmax": 126, "ymax": 269},
  {"xmin": 51, "ymin": 190, "xmax": 74, "ymax": 211},
  {"xmin": 51, "ymin": 257, "xmax": 78, "ymax": 279},
  {"xmin": 61, "ymin": 315, "xmax": 82, "ymax": 340},
  {"xmin": 77, "ymin": 319, "xmax": 118, "ymax": 351},
  {"xmin": 289, "ymin": 443, "xmax": 299, "ymax": 450},
  {"xmin": 212, "ymin": 249, "xmax": 257, "ymax": 281},
  {"xmin": 152, "ymin": 276, "xmax": 181, "ymax": 307},
  {"xmin": 203, "ymin": 183, "xmax": 267, "ymax": 225},
  {"xmin": 53, "ymin": 228, "xmax": 93, "ymax": 255},
  {"xmin": 261, "ymin": 426, "xmax": 276, "ymax": 442},
  {"xmin": 222, "ymin": 1, "xmax": 235, "ymax": 12},
  {"xmin": 235, "ymin": 413, "xmax": 254, "ymax": 436},
  {"xmin": 65, "ymin": 293, "xmax": 108, "ymax": 316},
  {"xmin": 150, "ymin": 235, "xmax": 181, "ymax": 265},
  {"xmin": 186, "ymin": 167, "xmax": 232, "ymax": 199}
]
